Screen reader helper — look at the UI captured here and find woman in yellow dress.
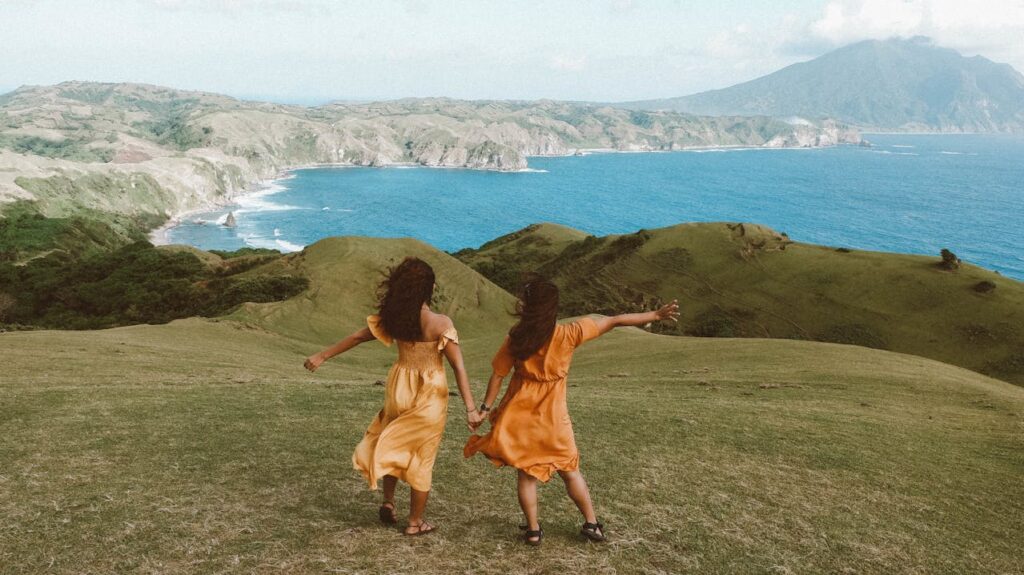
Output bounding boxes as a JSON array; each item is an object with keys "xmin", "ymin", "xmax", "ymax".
[
  {"xmin": 464, "ymin": 277, "xmax": 678, "ymax": 545},
  {"xmin": 305, "ymin": 257, "xmax": 481, "ymax": 536}
]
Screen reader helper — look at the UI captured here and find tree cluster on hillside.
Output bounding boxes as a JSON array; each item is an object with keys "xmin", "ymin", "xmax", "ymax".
[{"xmin": 0, "ymin": 241, "xmax": 307, "ymax": 330}]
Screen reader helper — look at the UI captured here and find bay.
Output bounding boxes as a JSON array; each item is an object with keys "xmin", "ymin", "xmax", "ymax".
[{"xmin": 167, "ymin": 134, "xmax": 1024, "ymax": 279}]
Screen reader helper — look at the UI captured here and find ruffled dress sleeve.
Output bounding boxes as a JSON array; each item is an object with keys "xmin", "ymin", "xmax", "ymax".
[
  {"xmin": 437, "ymin": 324, "xmax": 460, "ymax": 351},
  {"xmin": 566, "ymin": 317, "xmax": 601, "ymax": 348},
  {"xmin": 366, "ymin": 314, "xmax": 393, "ymax": 347}
]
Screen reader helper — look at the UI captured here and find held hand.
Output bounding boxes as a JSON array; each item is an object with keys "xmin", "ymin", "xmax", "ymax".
[
  {"xmin": 654, "ymin": 299, "xmax": 680, "ymax": 323},
  {"xmin": 304, "ymin": 352, "xmax": 325, "ymax": 372},
  {"xmin": 466, "ymin": 409, "xmax": 485, "ymax": 432}
]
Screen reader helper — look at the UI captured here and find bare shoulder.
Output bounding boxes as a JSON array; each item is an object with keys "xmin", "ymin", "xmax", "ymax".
[{"xmin": 422, "ymin": 310, "xmax": 455, "ymax": 339}]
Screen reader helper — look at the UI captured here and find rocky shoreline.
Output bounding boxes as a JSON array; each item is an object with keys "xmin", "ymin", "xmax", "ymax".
[{"xmin": 1, "ymin": 82, "xmax": 861, "ymax": 241}]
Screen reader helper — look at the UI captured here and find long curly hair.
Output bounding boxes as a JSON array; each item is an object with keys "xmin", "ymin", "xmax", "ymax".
[
  {"xmin": 377, "ymin": 257, "xmax": 435, "ymax": 341},
  {"xmin": 508, "ymin": 275, "xmax": 560, "ymax": 360}
]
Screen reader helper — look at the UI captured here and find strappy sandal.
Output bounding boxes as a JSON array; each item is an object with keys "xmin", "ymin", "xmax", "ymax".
[
  {"xmin": 378, "ymin": 501, "xmax": 397, "ymax": 525},
  {"xmin": 403, "ymin": 519, "xmax": 437, "ymax": 537},
  {"xmin": 522, "ymin": 525, "xmax": 543, "ymax": 546},
  {"xmin": 580, "ymin": 521, "xmax": 606, "ymax": 542}
]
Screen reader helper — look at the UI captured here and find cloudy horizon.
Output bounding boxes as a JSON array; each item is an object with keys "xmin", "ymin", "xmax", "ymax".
[{"xmin": 1, "ymin": 0, "xmax": 1022, "ymax": 105}]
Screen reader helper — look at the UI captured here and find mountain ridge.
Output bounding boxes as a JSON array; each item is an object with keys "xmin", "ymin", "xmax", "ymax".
[{"xmin": 622, "ymin": 37, "xmax": 1024, "ymax": 133}]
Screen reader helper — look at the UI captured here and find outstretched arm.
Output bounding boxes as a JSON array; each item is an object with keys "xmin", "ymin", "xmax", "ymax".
[
  {"xmin": 592, "ymin": 299, "xmax": 680, "ymax": 336},
  {"xmin": 442, "ymin": 342, "xmax": 478, "ymax": 431},
  {"xmin": 304, "ymin": 327, "xmax": 376, "ymax": 372}
]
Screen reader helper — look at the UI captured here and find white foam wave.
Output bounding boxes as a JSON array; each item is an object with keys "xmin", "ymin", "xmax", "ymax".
[
  {"xmin": 940, "ymin": 151, "xmax": 977, "ymax": 156},
  {"xmin": 273, "ymin": 228, "xmax": 282, "ymax": 237},
  {"xmin": 275, "ymin": 239, "xmax": 305, "ymax": 252},
  {"xmin": 868, "ymin": 150, "xmax": 919, "ymax": 156},
  {"xmin": 322, "ymin": 207, "xmax": 330, "ymax": 211},
  {"xmin": 234, "ymin": 181, "xmax": 305, "ymax": 215},
  {"xmin": 891, "ymin": 145, "xmax": 915, "ymax": 148}
]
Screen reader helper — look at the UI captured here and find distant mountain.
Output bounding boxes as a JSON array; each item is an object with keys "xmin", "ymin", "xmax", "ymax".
[{"xmin": 624, "ymin": 37, "xmax": 1024, "ymax": 133}]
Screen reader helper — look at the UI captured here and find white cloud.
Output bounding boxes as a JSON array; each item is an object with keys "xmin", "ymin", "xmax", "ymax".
[{"xmin": 799, "ymin": 0, "xmax": 1024, "ymax": 68}]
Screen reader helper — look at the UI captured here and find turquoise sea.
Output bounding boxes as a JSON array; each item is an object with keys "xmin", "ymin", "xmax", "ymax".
[{"xmin": 167, "ymin": 134, "xmax": 1024, "ymax": 279}]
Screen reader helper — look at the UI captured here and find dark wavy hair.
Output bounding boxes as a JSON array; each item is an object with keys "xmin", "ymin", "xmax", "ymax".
[
  {"xmin": 377, "ymin": 257, "xmax": 435, "ymax": 341},
  {"xmin": 508, "ymin": 275, "xmax": 560, "ymax": 360}
]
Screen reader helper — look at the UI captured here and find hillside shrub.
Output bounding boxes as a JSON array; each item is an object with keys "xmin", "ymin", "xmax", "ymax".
[
  {"xmin": 938, "ymin": 248, "xmax": 961, "ymax": 270},
  {"xmin": 973, "ymin": 280, "xmax": 996, "ymax": 293},
  {"xmin": 0, "ymin": 240, "xmax": 307, "ymax": 330}
]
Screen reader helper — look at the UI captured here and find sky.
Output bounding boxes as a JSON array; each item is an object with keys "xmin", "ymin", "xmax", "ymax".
[{"xmin": 1, "ymin": 0, "xmax": 1022, "ymax": 104}]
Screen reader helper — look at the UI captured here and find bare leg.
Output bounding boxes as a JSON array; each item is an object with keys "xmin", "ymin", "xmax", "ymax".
[
  {"xmin": 558, "ymin": 469, "xmax": 598, "ymax": 524},
  {"xmin": 517, "ymin": 470, "xmax": 541, "ymax": 542},
  {"xmin": 377, "ymin": 474, "xmax": 399, "ymax": 524},
  {"xmin": 404, "ymin": 487, "xmax": 433, "ymax": 534},
  {"xmin": 382, "ymin": 474, "xmax": 398, "ymax": 504}
]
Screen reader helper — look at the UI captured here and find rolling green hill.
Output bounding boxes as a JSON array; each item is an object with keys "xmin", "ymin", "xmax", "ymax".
[
  {"xmin": 226, "ymin": 235, "xmax": 515, "ymax": 344},
  {"xmin": 1, "ymin": 232, "xmax": 1022, "ymax": 573},
  {"xmin": 455, "ymin": 222, "xmax": 1024, "ymax": 385}
]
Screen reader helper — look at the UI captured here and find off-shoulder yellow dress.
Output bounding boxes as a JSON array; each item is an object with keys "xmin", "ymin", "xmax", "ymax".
[{"xmin": 352, "ymin": 314, "xmax": 458, "ymax": 492}]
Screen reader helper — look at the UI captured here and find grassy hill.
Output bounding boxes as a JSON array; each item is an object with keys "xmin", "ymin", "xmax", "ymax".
[
  {"xmin": 225, "ymin": 235, "xmax": 515, "ymax": 344},
  {"xmin": 1, "ymin": 234, "xmax": 1023, "ymax": 573},
  {"xmin": 455, "ymin": 222, "xmax": 1024, "ymax": 386}
]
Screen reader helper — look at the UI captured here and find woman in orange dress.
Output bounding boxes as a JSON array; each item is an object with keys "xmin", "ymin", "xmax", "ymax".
[
  {"xmin": 304, "ymin": 257, "xmax": 481, "ymax": 536},
  {"xmin": 464, "ymin": 277, "xmax": 678, "ymax": 545}
]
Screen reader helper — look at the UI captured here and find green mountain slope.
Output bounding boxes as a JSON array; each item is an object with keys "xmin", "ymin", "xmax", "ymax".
[
  {"xmin": 2, "ymin": 272, "xmax": 1022, "ymax": 572},
  {"xmin": 456, "ymin": 222, "xmax": 1024, "ymax": 385},
  {"xmin": 623, "ymin": 37, "xmax": 1024, "ymax": 133},
  {"xmin": 226, "ymin": 235, "xmax": 515, "ymax": 343}
]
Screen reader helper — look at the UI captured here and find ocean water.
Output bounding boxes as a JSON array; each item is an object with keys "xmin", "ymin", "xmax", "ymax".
[{"xmin": 167, "ymin": 134, "xmax": 1024, "ymax": 279}]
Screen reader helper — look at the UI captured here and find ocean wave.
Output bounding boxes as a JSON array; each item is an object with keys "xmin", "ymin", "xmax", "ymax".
[
  {"xmin": 868, "ymin": 150, "xmax": 919, "ymax": 156},
  {"xmin": 234, "ymin": 182, "xmax": 306, "ymax": 214},
  {"xmin": 940, "ymin": 151, "xmax": 977, "ymax": 156},
  {"xmin": 891, "ymin": 145, "xmax": 915, "ymax": 148},
  {"xmin": 276, "ymin": 239, "xmax": 305, "ymax": 252},
  {"xmin": 240, "ymin": 234, "xmax": 301, "ymax": 253},
  {"xmin": 273, "ymin": 228, "xmax": 282, "ymax": 237}
]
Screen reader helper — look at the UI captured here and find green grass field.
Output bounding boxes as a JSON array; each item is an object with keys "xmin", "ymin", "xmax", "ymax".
[{"xmin": 2, "ymin": 236, "xmax": 1023, "ymax": 574}]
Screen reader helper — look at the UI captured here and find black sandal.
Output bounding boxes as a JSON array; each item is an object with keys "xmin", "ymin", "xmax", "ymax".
[
  {"xmin": 581, "ymin": 521, "xmax": 606, "ymax": 542},
  {"xmin": 378, "ymin": 501, "xmax": 397, "ymax": 525},
  {"xmin": 522, "ymin": 525, "xmax": 543, "ymax": 546},
  {"xmin": 403, "ymin": 520, "xmax": 437, "ymax": 537}
]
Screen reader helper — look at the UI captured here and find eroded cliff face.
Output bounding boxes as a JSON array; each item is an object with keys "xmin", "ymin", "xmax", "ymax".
[{"xmin": 0, "ymin": 82, "xmax": 861, "ymax": 226}]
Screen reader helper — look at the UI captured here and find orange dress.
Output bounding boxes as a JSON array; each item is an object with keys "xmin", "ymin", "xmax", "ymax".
[
  {"xmin": 464, "ymin": 318, "xmax": 600, "ymax": 482},
  {"xmin": 352, "ymin": 315, "xmax": 458, "ymax": 492}
]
